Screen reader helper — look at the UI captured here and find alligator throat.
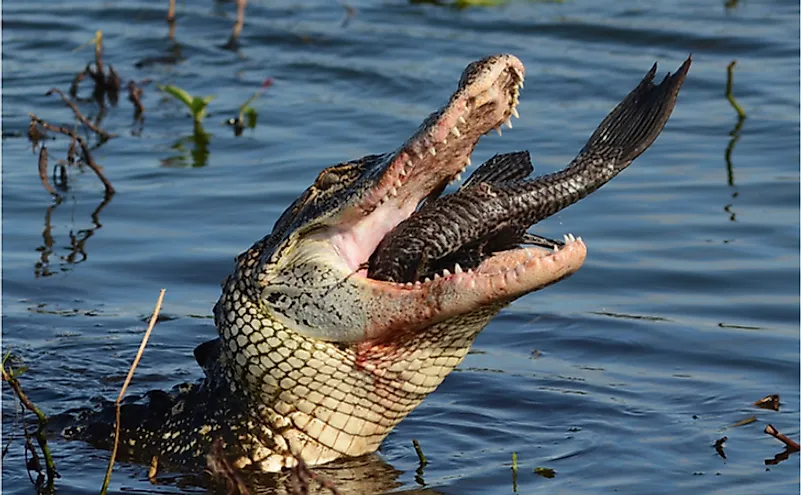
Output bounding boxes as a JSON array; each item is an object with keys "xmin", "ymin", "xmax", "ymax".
[{"xmin": 60, "ymin": 54, "xmax": 691, "ymax": 475}]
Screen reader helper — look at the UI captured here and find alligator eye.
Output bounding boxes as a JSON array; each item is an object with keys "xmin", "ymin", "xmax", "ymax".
[{"xmin": 316, "ymin": 170, "xmax": 340, "ymax": 190}]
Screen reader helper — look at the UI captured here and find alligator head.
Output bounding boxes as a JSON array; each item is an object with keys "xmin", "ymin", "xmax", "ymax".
[{"xmin": 210, "ymin": 54, "xmax": 690, "ymax": 472}]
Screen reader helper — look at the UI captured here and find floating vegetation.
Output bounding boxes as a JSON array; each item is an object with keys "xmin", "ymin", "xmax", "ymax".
[{"xmin": 534, "ymin": 466, "xmax": 556, "ymax": 478}]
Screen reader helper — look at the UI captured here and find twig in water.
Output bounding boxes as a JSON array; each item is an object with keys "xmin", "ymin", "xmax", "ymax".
[
  {"xmin": 725, "ymin": 61, "xmax": 746, "ymax": 121},
  {"xmin": 764, "ymin": 424, "xmax": 800, "ymax": 452},
  {"xmin": 167, "ymin": 0, "xmax": 177, "ymax": 38},
  {"xmin": 46, "ymin": 88, "xmax": 115, "ymax": 140},
  {"xmin": 337, "ymin": 0, "xmax": 356, "ymax": 27},
  {"xmin": 167, "ymin": 0, "xmax": 176, "ymax": 23},
  {"xmin": 128, "ymin": 81, "xmax": 145, "ymax": 122},
  {"xmin": 69, "ymin": 70, "xmax": 88, "ymax": 100},
  {"xmin": 94, "ymin": 30, "xmax": 104, "ymax": 75},
  {"xmin": 724, "ymin": 60, "xmax": 747, "ymax": 188},
  {"xmin": 713, "ymin": 436, "xmax": 727, "ymax": 459},
  {"xmin": 29, "ymin": 114, "xmax": 116, "ymax": 195},
  {"xmin": 754, "ymin": 394, "xmax": 780, "ymax": 411},
  {"xmin": 107, "ymin": 66, "xmax": 121, "ymax": 105},
  {"xmin": 224, "ymin": 0, "xmax": 248, "ymax": 49},
  {"xmin": 148, "ymin": 455, "xmax": 159, "ymax": 483},
  {"xmin": 99, "ymin": 288, "xmax": 166, "ymax": 495},
  {"xmin": 28, "ymin": 119, "xmax": 42, "ymax": 153},
  {"xmin": 413, "ymin": 439, "xmax": 427, "ymax": 466},
  {"xmin": 511, "ymin": 452, "xmax": 518, "ymax": 493},
  {"xmin": 729, "ymin": 415, "xmax": 756, "ymax": 428},
  {"xmin": 38, "ymin": 146, "xmax": 57, "ymax": 196},
  {"xmin": 2, "ymin": 353, "xmax": 60, "ymax": 488}
]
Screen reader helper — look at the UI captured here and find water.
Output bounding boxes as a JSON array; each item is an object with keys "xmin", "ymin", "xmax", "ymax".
[{"xmin": 2, "ymin": 0, "xmax": 798, "ymax": 493}]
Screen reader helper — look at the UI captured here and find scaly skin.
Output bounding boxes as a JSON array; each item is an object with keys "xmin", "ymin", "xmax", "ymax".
[{"xmin": 60, "ymin": 54, "xmax": 690, "ymax": 475}]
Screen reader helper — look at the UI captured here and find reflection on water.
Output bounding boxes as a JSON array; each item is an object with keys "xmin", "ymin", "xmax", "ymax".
[
  {"xmin": 161, "ymin": 123, "xmax": 212, "ymax": 168},
  {"xmin": 137, "ymin": 453, "xmax": 443, "ymax": 495},
  {"xmin": 34, "ymin": 194, "xmax": 112, "ymax": 278}
]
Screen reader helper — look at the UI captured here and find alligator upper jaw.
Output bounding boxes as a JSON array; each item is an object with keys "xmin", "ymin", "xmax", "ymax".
[{"xmin": 321, "ymin": 54, "xmax": 527, "ymax": 274}]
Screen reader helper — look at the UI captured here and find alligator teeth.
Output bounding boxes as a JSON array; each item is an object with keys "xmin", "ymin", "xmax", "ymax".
[
  {"xmin": 434, "ymin": 273, "xmax": 441, "ymax": 280},
  {"xmin": 451, "ymin": 127, "xmax": 461, "ymax": 138},
  {"xmin": 577, "ymin": 236, "xmax": 583, "ymax": 243},
  {"xmin": 454, "ymin": 263, "xmax": 463, "ymax": 274},
  {"xmin": 405, "ymin": 282, "xmax": 413, "ymax": 287},
  {"xmin": 429, "ymin": 147, "xmax": 437, "ymax": 156},
  {"xmin": 495, "ymin": 127, "xmax": 502, "ymax": 137},
  {"xmin": 505, "ymin": 118, "xmax": 513, "ymax": 129},
  {"xmin": 415, "ymin": 150, "xmax": 424, "ymax": 160},
  {"xmin": 389, "ymin": 187, "xmax": 398, "ymax": 197},
  {"xmin": 553, "ymin": 245, "xmax": 559, "ymax": 252},
  {"xmin": 518, "ymin": 81, "xmax": 524, "ymax": 90},
  {"xmin": 424, "ymin": 277, "xmax": 431, "ymax": 283},
  {"xmin": 442, "ymin": 268, "xmax": 451, "ymax": 277},
  {"xmin": 458, "ymin": 116, "xmax": 467, "ymax": 125},
  {"xmin": 563, "ymin": 234, "xmax": 569, "ymax": 244},
  {"xmin": 394, "ymin": 179, "xmax": 402, "ymax": 188},
  {"xmin": 563, "ymin": 233, "xmax": 576, "ymax": 244},
  {"xmin": 511, "ymin": 107, "xmax": 520, "ymax": 119},
  {"xmin": 466, "ymin": 156, "xmax": 472, "ymax": 167},
  {"xmin": 454, "ymin": 172, "xmax": 462, "ymax": 181}
]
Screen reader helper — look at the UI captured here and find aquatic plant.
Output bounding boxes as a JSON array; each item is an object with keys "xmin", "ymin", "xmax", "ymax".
[{"xmin": 157, "ymin": 84, "xmax": 215, "ymax": 125}]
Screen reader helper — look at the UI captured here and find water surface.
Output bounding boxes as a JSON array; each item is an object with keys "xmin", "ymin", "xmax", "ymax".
[{"xmin": 2, "ymin": 0, "xmax": 799, "ymax": 493}]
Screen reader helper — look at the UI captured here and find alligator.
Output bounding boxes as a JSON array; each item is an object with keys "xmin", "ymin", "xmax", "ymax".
[{"xmin": 60, "ymin": 54, "xmax": 690, "ymax": 475}]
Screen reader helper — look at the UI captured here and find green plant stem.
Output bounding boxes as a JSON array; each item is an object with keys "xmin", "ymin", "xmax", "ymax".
[{"xmin": 1, "ymin": 362, "xmax": 58, "ymax": 487}]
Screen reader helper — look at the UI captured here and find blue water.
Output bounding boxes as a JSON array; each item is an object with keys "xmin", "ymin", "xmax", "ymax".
[{"xmin": 2, "ymin": 0, "xmax": 799, "ymax": 493}]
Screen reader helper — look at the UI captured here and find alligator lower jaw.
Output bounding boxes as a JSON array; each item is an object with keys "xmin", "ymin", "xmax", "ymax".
[{"xmin": 357, "ymin": 238, "xmax": 587, "ymax": 337}]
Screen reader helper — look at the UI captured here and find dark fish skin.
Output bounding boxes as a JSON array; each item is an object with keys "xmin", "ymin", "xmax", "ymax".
[{"xmin": 368, "ymin": 56, "xmax": 692, "ymax": 283}]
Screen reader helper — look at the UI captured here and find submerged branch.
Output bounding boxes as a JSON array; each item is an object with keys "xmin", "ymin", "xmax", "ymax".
[
  {"xmin": 46, "ymin": 88, "xmax": 115, "ymax": 140},
  {"xmin": 764, "ymin": 424, "xmax": 800, "ymax": 452},
  {"xmin": 29, "ymin": 114, "xmax": 116, "ymax": 196}
]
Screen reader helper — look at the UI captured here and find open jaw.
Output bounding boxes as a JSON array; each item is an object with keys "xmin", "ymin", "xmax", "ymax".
[{"xmin": 278, "ymin": 54, "xmax": 587, "ymax": 343}]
